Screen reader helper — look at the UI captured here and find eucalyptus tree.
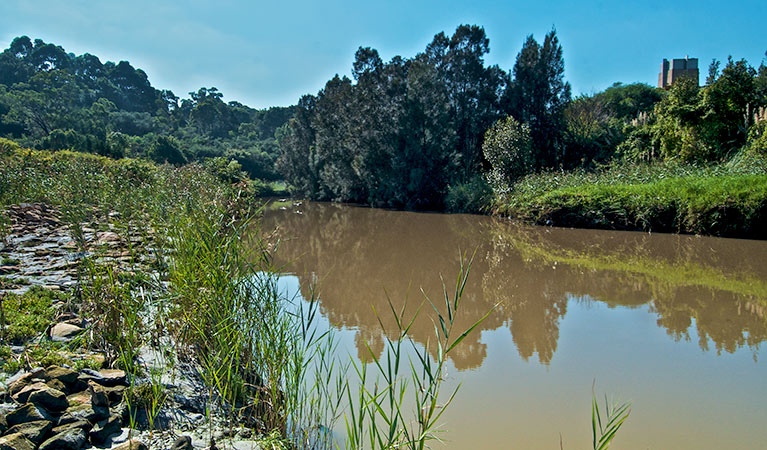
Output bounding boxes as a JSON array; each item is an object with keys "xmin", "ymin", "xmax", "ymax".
[{"xmin": 505, "ymin": 29, "xmax": 571, "ymax": 168}]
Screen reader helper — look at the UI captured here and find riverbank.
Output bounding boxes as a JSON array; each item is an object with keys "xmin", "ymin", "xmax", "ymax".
[
  {"xmin": 1, "ymin": 141, "xmax": 480, "ymax": 450},
  {"xmin": 0, "ymin": 142, "xmax": 293, "ymax": 449},
  {"xmin": 489, "ymin": 154, "xmax": 767, "ymax": 239}
]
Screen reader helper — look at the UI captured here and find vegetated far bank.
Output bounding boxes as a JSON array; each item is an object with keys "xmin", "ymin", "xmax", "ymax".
[
  {"xmin": 491, "ymin": 157, "xmax": 767, "ymax": 239},
  {"xmin": 275, "ymin": 23, "xmax": 767, "ymax": 237}
]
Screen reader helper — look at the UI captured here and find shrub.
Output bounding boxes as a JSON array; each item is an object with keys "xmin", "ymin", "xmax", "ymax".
[
  {"xmin": 482, "ymin": 115, "xmax": 533, "ymax": 196},
  {"xmin": 445, "ymin": 174, "xmax": 491, "ymax": 213}
]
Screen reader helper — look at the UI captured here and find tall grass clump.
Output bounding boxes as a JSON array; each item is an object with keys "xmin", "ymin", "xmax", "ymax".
[
  {"xmin": 342, "ymin": 256, "xmax": 494, "ymax": 450},
  {"xmin": 591, "ymin": 386, "xmax": 631, "ymax": 450}
]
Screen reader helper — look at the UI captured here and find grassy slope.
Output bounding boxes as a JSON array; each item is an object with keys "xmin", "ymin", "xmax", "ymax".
[{"xmin": 494, "ymin": 158, "xmax": 767, "ymax": 238}]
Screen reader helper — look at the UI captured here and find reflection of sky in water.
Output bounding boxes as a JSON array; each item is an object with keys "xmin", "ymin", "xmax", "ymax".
[
  {"xmin": 277, "ymin": 275, "xmax": 767, "ymax": 450},
  {"xmin": 264, "ymin": 202, "xmax": 767, "ymax": 449}
]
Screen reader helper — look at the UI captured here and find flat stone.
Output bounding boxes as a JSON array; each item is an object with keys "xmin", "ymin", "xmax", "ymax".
[
  {"xmin": 50, "ymin": 323, "xmax": 83, "ymax": 342},
  {"xmin": 39, "ymin": 427, "xmax": 87, "ymax": 450},
  {"xmin": 58, "ymin": 403, "xmax": 109, "ymax": 425},
  {"xmin": 44, "ymin": 366, "xmax": 79, "ymax": 385},
  {"xmin": 66, "ymin": 391, "xmax": 91, "ymax": 407},
  {"xmin": 113, "ymin": 439, "xmax": 149, "ymax": 450},
  {"xmin": 45, "ymin": 379, "xmax": 67, "ymax": 393},
  {"xmin": 11, "ymin": 382, "xmax": 49, "ymax": 404},
  {"xmin": 0, "ymin": 432, "xmax": 35, "ymax": 450},
  {"xmin": 80, "ymin": 369, "xmax": 126, "ymax": 387},
  {"xmin": 52, "ymin": 419, "xmax": 93, "ymax": 434},
  {"xmin": 4, "ymin": 419, "xmax": 53, "ymax": 444},
  {"xmin": 28, "ymin": 386, "xmax": 68, "ymax": 412},
  {"xmin": 5, "ymin": 403, "xmax": 52, "ymax": 427},
  {"xmin": 96, "ymin": 231, "xmax": 121, "ymax": 243},
  {"xmin": 7, "ymin": 369, "xmax": 44, "ymax": 397}
]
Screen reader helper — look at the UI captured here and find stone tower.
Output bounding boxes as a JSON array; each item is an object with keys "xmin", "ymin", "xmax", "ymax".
[{"xmin": 658, "ymin": 57, "xmax": 699, "ymax": 88}]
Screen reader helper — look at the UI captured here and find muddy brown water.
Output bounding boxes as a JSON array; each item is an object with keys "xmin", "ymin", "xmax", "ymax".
[{"xmin": 261, "ymin": 201, "xmax": 767, "ymax": 449}]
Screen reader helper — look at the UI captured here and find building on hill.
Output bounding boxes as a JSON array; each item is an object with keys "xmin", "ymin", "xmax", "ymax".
[{"xmin": 658, "ymin": 57, "xmax": 699, "ymax": 88}]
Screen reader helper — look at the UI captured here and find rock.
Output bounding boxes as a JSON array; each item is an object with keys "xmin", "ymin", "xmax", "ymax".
[
  {"xmin": 38, "ymin": 427, "xmax": 87, "ymax": 450},
  {"xmin": 50, "ymin": 323, "xmax": 83, "ymax": 342},
  {"xmin": 0, "ymin": 432, "xmax": 35, "ymax": 450},
  {"xmin": 52, "ymin": 419, "xmax": 93, "ymax": 434},
  {"xmin": 113, "ymin": 439, "xmax": 148, "ymax": 450},
  {"xmin": 58, "ymin": 403, "xmax": 109, "ymax": 425},
  {"xmin": 4, "ymin": 419, "xmax": 53, "ymax": 444},
  {"xmin": 80, "ymin": 368, "xmax": 127, "ymax": 387},
  {"xmin": 28, "ymin": 386, "xmax": 68, "ymax": 412},
  {"xmin": 98, "ymin": 369, "xmax": 127, "ymax": 387},
  {"xmin": 5, "ymin": 403, "xmax": 52, "ymax": 427},
  {"xmin": 89, "ymin": 414, "xmax": 122, "ymax": 445},
  {"xmin": 7, "ymin": 368, "xmax": 44, "ymax": 397},
  {"xmin": 66, "ymin": 391, "xmax": 91, "ymax": 407},
  {"xmin": 45, "ymin": 379, "xmax": 67, "ymax": 393},
  {"xmin": 87, "ymin": 381, "xmax": 110, "ymax": 407},
  {"xmin": 100, "ymin": 384, "xmax": 126, "ymax": 404},
  {"xmin": 44, "ymin": 366, "xmax": 79, "ymax": 385},
  {"xmin": 171, "ymin": 435, "xmax": 194, "ymax": 450},
  {"xmin": 62, "ymin": 317, "xmax": 85, "ymax": 327},
  {"xmin": 96, "ymin": 231, "xmax": 120, "ymax": 243},
  {"xmin": 10, "ymin": 382, "xmax": 48, "ymax": 403}
]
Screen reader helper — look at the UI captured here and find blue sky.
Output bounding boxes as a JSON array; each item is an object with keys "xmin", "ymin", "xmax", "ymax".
[{"xmin": 1, "ymin": 0, "xmax": 765, "ymax": 109}]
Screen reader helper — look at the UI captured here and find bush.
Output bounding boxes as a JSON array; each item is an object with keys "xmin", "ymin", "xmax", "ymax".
[
  {"xmin": 482, "ymin": 115, "xmax": 533, "ymax": 196},
  {"xmin": 0, "ymin": 137, "xmax": 22, "ymax": 155},
  {"xmin": 445, "ymin": 175, "xmax": 491, "ymax": 213},
  {"xmin": 150, "ymin": 135, "xmax": 186, "ymax": 166}
]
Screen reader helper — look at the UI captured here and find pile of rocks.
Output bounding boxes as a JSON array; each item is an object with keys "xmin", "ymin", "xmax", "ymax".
[
  {"xmin": 0, "ymin": 365, "xmax": 129, "ymax": 449},
  {"xmin": 1, "ymin": 204, "xmax": 271, "ymax": 449},
  {"xmin": 0, "ymin": 203, "xmax": 151, "ymax": 295}
]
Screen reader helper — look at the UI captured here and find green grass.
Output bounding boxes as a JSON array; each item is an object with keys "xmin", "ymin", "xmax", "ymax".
[
  {"xmin": 495, "ymin": 160, "xmax": 767, "ymax": 238},
  {"xmin": 0, "ymin": 286, "xmax": 60, "ymax": 344}
]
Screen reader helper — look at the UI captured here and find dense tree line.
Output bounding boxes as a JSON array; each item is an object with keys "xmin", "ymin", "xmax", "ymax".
[
  {"xmin": 277, "ymin": 25, "xmax": 571, "ymax": 209},
  {"xmin": 0, "ymin": 36, "xmax": 294, "ymax": 180},
  {"xmin": 278, "ymin": 25, "xmax": 767, "ymax": 210}
]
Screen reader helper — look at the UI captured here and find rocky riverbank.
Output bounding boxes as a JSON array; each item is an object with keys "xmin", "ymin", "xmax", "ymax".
[{"xmin": 1, "ymin": 203, "xmax": 273, "ymax": 450}]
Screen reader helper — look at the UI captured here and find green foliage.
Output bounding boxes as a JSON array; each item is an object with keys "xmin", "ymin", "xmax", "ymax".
[
  {"xmin": 0, "ymin": 36, "xmax": 293, "ymax": 180},
  {"xmin": 592, "ymin": 388, "xmax": 631, "ymax": 450},
  {"xmin": 495, "ymin": 160, "xmax": 767, "ymax": 238},
  {"xmin": 1, "ymin": 286, "xmax": 59, "ymax": 344},
  {"xmin": 0, "ymin": 136, "xmax": 21, "ymax": 155},
  {"xmin": 278, "ymin": 24, "xmax": 508, "ymax": 209},
  {"xmin": 483, "ymin": 115, "xmax": 533, "ymax": 195},
  {"xmin": 203, "ymin": 156, "xmax": 247, "ymax": 183},
  {"xmin": 23, "ymin": 342, "xmax": 69, "ymax": 368},
  {"xmin": 504, "ymin": 29, "xmax": 571, "ymax": 168},
  {"xmin": 445, "ymin": 174, "xmax": 491, "ymax": 213},
  {"xmin": 0, "ymin": 345, "xmax": 19, "ymax": 374},
  {"xmin": 150, "ymin": 135, "xmax": 186, "ymax": 165},
  {"xmin": 647, "ymin": 58, "xmax": 764, "ymax": 162},
  {"xmin": 746, "ymin": 120, "xmax": 767, "ymax": 154},
  {"xmin": 595, "ymin": 82, "xmax": 662, "ymax": 120}
]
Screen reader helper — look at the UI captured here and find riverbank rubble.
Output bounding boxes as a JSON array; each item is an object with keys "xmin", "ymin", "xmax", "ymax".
[{"xmin": 1, "ymin": 203, "xmax": 270, "ymax": 450}]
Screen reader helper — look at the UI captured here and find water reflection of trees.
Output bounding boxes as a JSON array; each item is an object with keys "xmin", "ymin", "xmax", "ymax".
[{"xmin": 261, "ymin": 202, "xmax": 767, "ymax": 369}]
